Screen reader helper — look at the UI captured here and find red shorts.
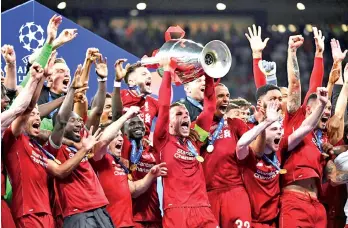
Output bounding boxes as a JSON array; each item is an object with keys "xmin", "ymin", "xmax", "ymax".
[
  {"xmin": 134, "ymin": 221, "xmax": 162, "ymax": 228},
  {"xmin": 163, "ymin": 206, "xmax": 219, "ymax": 228},
  {"xmin": 16, "ymin": 213, "xmax": 54, "ymax": 228},
  {"xmin": 208, "ymin": 186, "xmax": 251, "ymax": 228},
  {"xmin": 1, "ymin": 199, "xmax": 15, "ymax": 228},
  {"xmin": 279, "ymin": 191, "xmax": 327, "ymax": 228}
]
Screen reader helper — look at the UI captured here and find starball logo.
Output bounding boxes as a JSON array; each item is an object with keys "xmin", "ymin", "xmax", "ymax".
[{"xmin": 16, "ymin": 22, "xmax": 46, "ymax": 82}]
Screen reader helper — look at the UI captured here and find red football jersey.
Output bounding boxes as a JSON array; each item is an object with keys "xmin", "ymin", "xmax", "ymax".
[
  {"xmin": 240, "ymin": 137, "xmax": 288, "ymax": 223},
  {"xmin": 122, "ymin": 137, "xmax": 161, "ymax": 222},
  {"xmin": 1, "ymin": 160, "xmax": 5, "ymax": 196},
  {"xmin": 3, "ymin": 127, "xmax": 51, "ymax": 219},
  {"xmin": 45, "ymin": 143, "xmax": 108, "ymax": 217},
  {"xmin": 91, "ymin": 154, "xmax": 134, "ymax": 227},
  {"xmin": 121, "ymin": 89, "xmax": 159, "ymax": 136},
  {"xmin": 281, "ymin": 105, "xmax": 327, "ymax": 192},
  {"xmin": 202, "ymin": 117, "xmax": 249, "ymax": 191}
]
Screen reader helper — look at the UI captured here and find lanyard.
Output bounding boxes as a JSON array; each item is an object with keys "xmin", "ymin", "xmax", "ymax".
[
  {"xmin": 130, "ymin": 140, "xmax": 143, "ymax": 165},
  {"xmin": 262, "ymin": 153, "xmax": 286, "ymax": 174},
  {"xmin": 313, "ymin": 130, "xmax": 323, "ymax": 153},
  {"xmin": 128, "ymin": 86, "xmax": 142, "ymax": 97},
  {"xmin": 186, "ymin": 96, "xmax": 203, "ymax": 111},
  {"xmin": 206, "ymin": 118, "xmax": 224, "ymax": 152},
  {"xmin": 107, "ymin": 151, "xmax": 130, "ymax": 174},
  {"xmin": 30, "ymin": 138, "xmax": 61, "ymax": 164},
  {"xmin": 178, "ymin": 137, "xmax": 204, "ymax": 162}
]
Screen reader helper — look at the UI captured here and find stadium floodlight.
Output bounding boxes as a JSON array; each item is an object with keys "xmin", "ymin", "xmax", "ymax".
[
  {"xmin": 57, "ymin": 2, "xmax": 66, "ymax": 9},
  {"xmin": 288, "ymin": 24, "xmax": 297, "ymax": 32},
  {"xmin": 278, "ymin": 25, "xmax": 286, "ymax": 33},
  {"xmin": 216, "ymin": 3, "xmax": 226, "ymax": 11},
  {"xmin": 136, "ymin": 3, "xmax": 147, "ymax": 10},
  {"xmin": 297, "ymin": 2, "xmax": 305, "ymax": 10}
]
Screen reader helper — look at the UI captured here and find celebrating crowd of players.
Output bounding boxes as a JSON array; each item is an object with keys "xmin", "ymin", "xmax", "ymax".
[{"xmin": 1, "ymin": 14, "xmax": 348, "ymax": 228}]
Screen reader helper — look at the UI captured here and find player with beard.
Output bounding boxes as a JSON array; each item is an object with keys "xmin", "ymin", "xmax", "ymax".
[
  {"xmin": 2, "ymin": 62, "xmax": 101, "ymax": 228},
  {"xmin": 279, "ymin": 87, "xmax": 332, "ymax": 227},
  {"xmin": 119, "ymin": 114, "xmax": 162, "ymax": 227},
  {"xmin": 154, "ymin": 57, "xmax": 218, "ymax": 227},
  {"xmin": 92, "ymin": 106, "xmax": 168, "ymax": 227},
  {"xmin": 113, "ymin": 59, "xmax": 162, "ymax": 227},
  {"xmin": 236, "ymin": 88, "xmax": 329, "ymax": 227},
  {"xmin": 46, "ymin": 65, "xmax": 113, "ymax": 228},
  {"xmin": 248, "ymin": 84, "xmax": 283, "ymax": 127},
  {"xmin": 199, "ymin": 83, "xmax": 252, "ymax": 228},
  {"xmin": 179, "ymin": 75, "xmax": 206, "ymax": 121},
  {"xmin": 113, "ymin": 59, "xmax": 159, "ymax": 136}
]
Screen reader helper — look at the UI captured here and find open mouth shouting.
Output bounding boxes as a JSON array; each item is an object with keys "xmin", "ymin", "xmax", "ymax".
[
  {"xmin": 31, "ymin": 121, "xmax": 41, "ymax": 135},
  {"xmin": 274, "ymin": 137, "xmax": 281, "ymax": 145},
  {"xmin": 115, "ymin": 142, "xmax": 123, "ymax": 151},
  {"xmin": 180, "ymin": 120, "xmax": 190, "ymax": 135},
  {"xmin": 219, "ymin": 104, "xmax": 228, "ymax": 113}
]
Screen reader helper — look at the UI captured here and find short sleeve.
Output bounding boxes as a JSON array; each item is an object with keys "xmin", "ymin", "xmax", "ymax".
[{"xmin": 44, "ymin": 137, "xmax": 61, "ymax": 157}]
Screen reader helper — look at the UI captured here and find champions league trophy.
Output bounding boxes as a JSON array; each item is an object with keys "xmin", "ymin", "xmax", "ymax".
[{"xmin": 140, "ymin": 26, "xmax": 232, "ymax": 85}]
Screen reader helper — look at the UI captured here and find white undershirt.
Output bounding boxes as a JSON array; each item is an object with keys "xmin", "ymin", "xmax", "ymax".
[{"xmin": 334, "ymin": 151, "xmax": 348, "ymax": 224}]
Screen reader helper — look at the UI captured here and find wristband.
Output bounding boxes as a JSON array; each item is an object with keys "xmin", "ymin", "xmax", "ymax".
[
  {"xmin": 97, "ymin": 77, "xmax": 107, "ymax": 82},
  {"xmin": 114, "ymin": 81, "xmax": 121, "ymax": 88}
]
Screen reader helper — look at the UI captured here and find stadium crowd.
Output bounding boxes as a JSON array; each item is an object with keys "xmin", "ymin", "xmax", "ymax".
[{"xmin": 1, "ymin": 14, "xmax": 348, "ymax": 228}]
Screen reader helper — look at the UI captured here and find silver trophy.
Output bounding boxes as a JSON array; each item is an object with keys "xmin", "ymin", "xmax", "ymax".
[{"xmin": 140, "ymin": 39, "xmax": 232, "ymax": 84}]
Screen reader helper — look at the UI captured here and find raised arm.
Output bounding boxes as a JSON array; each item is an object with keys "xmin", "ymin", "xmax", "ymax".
[
  {"xmin": 38, "ymin": 96, "xmax": 65, "ymax": 118},
  {"xmin": 288, "ymin": 87, "xmax": 328, "ymax": 151},
  {"xmin": 236, "ymin": 102, "xmax": 279, "ymax": 160},
  {"xmin": 93, "ymin": 106, "xmax": 139, "ymax": 161},
  {"xmin": 303, "ymin": 27, "xmax": 325, "ymax": 103},
  {"xmin": 112, "ymin": 59, "xmax": 129, "ymax": 121},
  {"xmin": 86, "ymin": 55, "xmax": 108, "ymax": 132},
  {"xmin": 52, "ymin": 29, "xmax": 78, "ymax": 51},
  {"xmin": 50, "ymin": 65, "xmax": 83, "ymax": 148},
  {"xmin": 194, "ymin": 75, "xmax": 216, "ymax": 142},
  {"xmin": 1, "ymin": 64, "xmax": 41, "ymax": 134},
  {"xmin": 47, "ymin": 127, "xmax": 101, "ymax": 179},
  {"xmin": 153, "ymin": 60, "xmax": 172, "ymax": 146},
  {"xmin": 1, "ymin": 45, "xmax": 17, "ymax": 90},
  {"xmin": 287, "ymin": 35, "xmax": 304, "ymax": 114},
  {"xmin": 129, "ymin": 162, "xmax": 167, "ymax": 198},
  {"xmin": 245, "ymin": 24, "xmax": 269, "ymax": 88},
  {"xmin": 327, "ymin": 64, "xmax": 348, "ymax": 145},
  {"xmin": 80, "ymin": 48, "xmax": 101, "ymax": 88}
]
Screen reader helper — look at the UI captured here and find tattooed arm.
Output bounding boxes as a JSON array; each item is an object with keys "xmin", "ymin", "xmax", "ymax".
[
  {"xmin": 287, "ymin": 35, "xmax": 304, "ymax": 114},
  {"xmin": 326, "ymin": 160, "xmax": 348, "ymax": 186}
]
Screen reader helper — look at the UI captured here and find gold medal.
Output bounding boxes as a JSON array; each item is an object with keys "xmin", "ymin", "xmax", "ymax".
[
  {"xmin": 128, "ymin": 174, "xmax": 133, "ymax": 181},
  {"xmin": 206, "ymin": 145, "xmax": 214, "ymax": 153},
  {"xmin": 86, "ymin": 153, "xmax": 94, "ymax": 159},
  {"xmin": 130, "ymin": 164, "xmax": 137, "ymax": 171},
  {"xmin": 279, "ymin": 169, "xmax": 287, "ymax": 174},
  {"xmin": 196, "ymin": 155, "xmax": 204, "ymax": 163},
  {"xmin": 54, "ymin": 159, "xmax": 61, "ymax": 165}
]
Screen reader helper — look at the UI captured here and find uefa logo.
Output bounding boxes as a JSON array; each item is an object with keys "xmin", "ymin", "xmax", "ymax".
[{"xmin": 19, "ymin": 22, "xmax": 45, "ymax": 53}]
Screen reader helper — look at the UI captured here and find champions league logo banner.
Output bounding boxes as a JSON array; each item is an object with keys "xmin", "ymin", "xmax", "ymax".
[{"xmin": 1, "ymin": 0, "xmax": 186, "ymax": 102}]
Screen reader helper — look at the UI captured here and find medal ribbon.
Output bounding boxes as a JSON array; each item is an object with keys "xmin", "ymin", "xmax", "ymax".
[
  {"xmin": 186, "ymin": 139, "xmax": 199, "ymax": 158},
  {"xmin": 262, "ymin": 153, "xmax": 282, "ymax": 172},
  {"xmin": 207, "ymin": 118, "xmax": 224, "ymax": 147},
  {"xmin": 130, "ymin": 140, "xmax": 143, "ymax": 165},
  {"xmin": 313, "ymin": 130, "xmax": 323, "ymax": 153},
  {"xmin": 186, "ymin": 96, "xmax": 203, "ymax": 111},
  {"xmin": 128, "ymin": 85, "xmax": 142, "ymax": 97},
  {"xmin": 107, "ymin": 151, "xmax": 130, "ymax": 174},
  {"xmin": 30, "ymin": 138, "xmax": 57, "ymax": 162}
]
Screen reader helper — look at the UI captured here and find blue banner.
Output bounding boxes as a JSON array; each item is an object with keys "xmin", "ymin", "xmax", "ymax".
[{"xmin": 1, "ymin": 0, "xmax": 186, "ymax": 102}]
